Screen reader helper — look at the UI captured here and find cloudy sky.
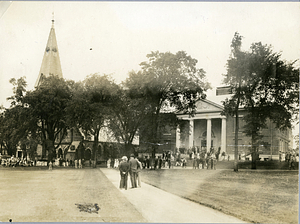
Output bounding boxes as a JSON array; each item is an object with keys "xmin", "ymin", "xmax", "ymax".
[{"xmin": 0, "ymin": 1, "xmax": 299, "ymax": 136}]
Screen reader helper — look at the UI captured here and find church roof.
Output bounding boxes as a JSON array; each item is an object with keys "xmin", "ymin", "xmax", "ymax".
[{"xmin": 35, "ymin": 19, "xmax": 63, "ymax": 87}]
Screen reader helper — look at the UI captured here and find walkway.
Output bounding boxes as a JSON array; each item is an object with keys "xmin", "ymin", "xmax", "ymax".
[{"xmin": 101, "ymin": 168, "xmax": 247, "ymax": 223}]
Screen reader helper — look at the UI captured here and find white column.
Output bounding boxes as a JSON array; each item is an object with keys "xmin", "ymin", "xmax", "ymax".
[
  {"xmin": 176, "ymin": 125, "xmax": 181, "ymax": 149},
  {"xmin": 221, "ymin": 118, "xmax": 227, "ymax": 153},
  {"xmin": 207, "ymin": 118, "xmax": 211, "ymax": 152},
  {"xmin": 189, "ymin": 119, "xmax": 194, "ymax": 149}
]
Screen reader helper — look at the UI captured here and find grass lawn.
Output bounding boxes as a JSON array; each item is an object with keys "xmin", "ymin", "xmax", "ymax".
[{"xmin": 140, "ymin": 169, "xmax": 299, "ymax": 223}]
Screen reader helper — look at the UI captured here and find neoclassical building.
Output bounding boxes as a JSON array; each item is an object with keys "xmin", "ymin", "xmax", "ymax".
[
  {"xmin": 176, "ymin": 99, "xmax": 227, "ymax": 153},
  {"xmin": 174, "ymin": 98, "xmax": 293, "ymax": 159}
]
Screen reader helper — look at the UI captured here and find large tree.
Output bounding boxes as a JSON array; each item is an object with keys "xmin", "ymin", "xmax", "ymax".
[
  {"xmin": 124, "ymin": 51, "xmax": 211, "ymax": 156},
  {"xmin": 222, "ymin": 32, "xmax": 299, "ymax": 170},
  {"xmin": 107, "ymin": 87, "xmax": 147, "ymax": 155},
  {"xmin": 22, "ymin": 75, "xmax": 74, "ymax": 162},
  {"xmin": 0, "ymin": 106, "xmax": 26, "ymax": 156},
  {"xmin": 0, "ymin": 77, "xmax": 30, "ymax": 156},
  {"xmin": 67, "ymin": 74, "xmax": 118, "ymax": 167}
]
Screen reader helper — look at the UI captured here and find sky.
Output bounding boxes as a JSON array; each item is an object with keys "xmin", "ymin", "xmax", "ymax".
[{"xmin": 0, "ymin": 1, "xmax": 299, "ymax": 139}]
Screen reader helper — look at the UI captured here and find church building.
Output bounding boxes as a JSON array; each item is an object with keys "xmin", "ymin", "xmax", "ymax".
[{"xmin": 34, "ymin": 19, "xmax": 132, "ymax": 165}]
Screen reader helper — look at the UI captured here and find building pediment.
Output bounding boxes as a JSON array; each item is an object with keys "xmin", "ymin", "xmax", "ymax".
[{"xmin": 195, "ymin": 99, "xmax": 223, "ymax": 113}]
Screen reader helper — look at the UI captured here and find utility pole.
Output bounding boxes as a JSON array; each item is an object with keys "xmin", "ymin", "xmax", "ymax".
[
  {"xmin": 217, "ymin": 85, "xmax": 239, "ymax": 171},
  {"xmin": 234, "ymin": 86, "xmax": 240, "ymax": 172}
]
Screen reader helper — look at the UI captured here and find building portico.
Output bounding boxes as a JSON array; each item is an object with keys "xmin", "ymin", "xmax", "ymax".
[{"xmin": 176, "ymin": 99, "xmax": 227, "ymax": 153}]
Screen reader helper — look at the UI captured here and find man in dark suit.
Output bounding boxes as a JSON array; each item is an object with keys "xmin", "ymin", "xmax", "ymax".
[
  {"xmin": 129, "ymin": 154, "xmax": 138, "ymax": 188},
  {"xmin": 119, "ymin": 156, "xmax": 130, "ymax": 190}
]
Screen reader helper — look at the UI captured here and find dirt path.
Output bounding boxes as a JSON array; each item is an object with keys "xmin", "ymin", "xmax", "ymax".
[{"xmin": 101, "ymin": 168, "xmax": 247, "ymax": 223}]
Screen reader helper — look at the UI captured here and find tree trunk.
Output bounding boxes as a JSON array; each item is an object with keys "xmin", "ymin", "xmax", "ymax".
[
  {"xmin": 251, "ymin": 139, "xmax": 257, "ymax": 169},
  {"xmin": 47, "ymin": 140, "xmax": 55, "ymax": 164},
  {"xmin": 125, "ymin": 142, "xmax": 133, "ymax": 157},
  {"xmin": 93, "ymin": 142, "xmax": 98, "ymax": 168},
  {"xmin": 93, "ymin": 132, "xmax": 99, "ymax": 168},
  {"xmin": 42, "ymin": 140, "xmax": 47, "ymax": 160}
]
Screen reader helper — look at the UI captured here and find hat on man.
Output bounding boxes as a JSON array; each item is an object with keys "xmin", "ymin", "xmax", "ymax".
[
  {"xmin": 122, "ymin": 156, "xmax": 128, "ymax": 161},
  {"xmin": 130, "ymin": 154, "xmax": 134, "ymax": 157}
]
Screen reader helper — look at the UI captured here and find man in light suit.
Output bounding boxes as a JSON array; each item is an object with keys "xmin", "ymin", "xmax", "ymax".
[{"xmin": 129, "ymin": 154, "xmax": 138, "ymax": 188}]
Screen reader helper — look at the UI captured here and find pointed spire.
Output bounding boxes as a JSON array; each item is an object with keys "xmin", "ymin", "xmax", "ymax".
[{"xmin": 35, "ymin": 17, "xmax": 63, "ymax": 87}]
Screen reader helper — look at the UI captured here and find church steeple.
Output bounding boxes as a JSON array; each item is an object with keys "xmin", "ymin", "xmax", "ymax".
[{"xmin": 35, "ymin": 17, "xmax": 63, "ymax": 87}]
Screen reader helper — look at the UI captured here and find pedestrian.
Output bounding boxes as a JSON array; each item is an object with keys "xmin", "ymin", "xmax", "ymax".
[
  {"xmin": 200, "ymin": 150, "xmax": 206, "ymax": 169},
  {"xmin": 170, "ymin": 154, "xmax": 175, "ymax": 168},
  {"xmin": 182, "ymin": 157, "xmax": 187, "ymax": 168},
  {"xmin": 107, "ymin": 158, "xmax": 111, "ymax": 168},
  {"xmin": 211, "ymin": 153, "xmax": 217, "ymax": 170},
  {"xmin": 129, "ymin": 154, "xmax": 138, "ymax": 188},
  {"xmin": 193, "ymin": 156, "xmax": 197, "ymax": 169},
  {"xmin": 154, "ymin": 156, "xmax": 158, "ymax": 170},
  {"xmin": 221, "ymin": 151, "xmax": 226, "ymax": 161},
  {"xmin": 146, "ymin": 156, "xmax": 150, "ymax": 169},
  {"xmin": 158, "ymin": 156, "xmax": 162, "ymax": 169},
  {"xmin": 196, "ymin": 153, "xmax": 200, "ymax": 169},
  {"xmin": 289, "ymin": 153, "xmax": 296, "ymax": 170},
  {"xmin": 119, "ymin": 156, "xmax": 129, "ymax": 190},
  {"xmin": 279, "ymin": 151, "xmax": 282, "ymax": 162},
  {"xmin": 114, "ymin": 158, "xmax": 119, "ymax": 169},
  {"xmin": 216, "ymin": 147, "xmax": 221, "ymax": 161},
  {"xmin": 49, "ymin": 161, "xmax": 53, "ymax": 170},
  {"xmin": 286, "ymin": 152, "xmax": 291, "ymax": 164},
  {"xmin": 206, "ymin": 153, "xmax": 211, "ymax": 169},
  {"xmin": 78, "ymin": 159, "xmax": 82, "ymax": 169}
]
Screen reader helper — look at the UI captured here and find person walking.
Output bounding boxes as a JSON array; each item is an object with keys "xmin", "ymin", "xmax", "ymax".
[
  {"xmin": 129, "ymin": 154, "xmax": 138, "ymax": 188},
  {"xmin": 119, "ymin": 156, "xmax": 130, "ymax": 190}
]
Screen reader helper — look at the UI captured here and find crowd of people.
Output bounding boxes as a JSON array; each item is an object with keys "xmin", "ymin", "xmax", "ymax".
[
  {"xmin": 0, "ymin": 155, "xmax": 34, "ymax": 167},
  {"xmin": 283, "ymin": 151, "xmax": 299, "ymax": 170}
]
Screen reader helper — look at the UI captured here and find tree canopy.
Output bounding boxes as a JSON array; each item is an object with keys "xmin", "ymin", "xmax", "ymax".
[
  {"xmin": 222, "ymin": 32, "xmax": 299, "ymax": 169},
  {"xmin": 66, "ymin": 74, "xmax": 118, "ymax": 165},
  {"xmin": 124, "ymin": 51, "xmax": 211, "ymax": 155},
  {"xmin": 22, "ymin": 75, "xmax": 74, "ymax": 161}
]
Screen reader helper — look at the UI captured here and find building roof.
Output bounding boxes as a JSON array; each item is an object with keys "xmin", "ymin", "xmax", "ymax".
[
  {"xmin": 176, "ymin": 98, "xmax": 224, "ymax": 116},
  {"xmin": 35, "ymin": 19, "xmax": 63, "ymax": 87}
]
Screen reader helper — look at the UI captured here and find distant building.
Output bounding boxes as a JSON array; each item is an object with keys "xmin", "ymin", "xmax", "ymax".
[
  {"xmin": 33, "ymin": 19, "xmax": 131, "ymax": 164},
  {"xmin": 140, "ymin": 98, "xmax": 292, "ymax": 160}
]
